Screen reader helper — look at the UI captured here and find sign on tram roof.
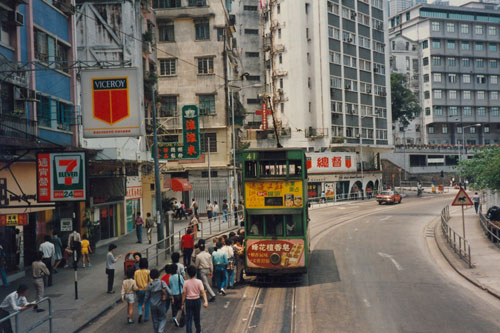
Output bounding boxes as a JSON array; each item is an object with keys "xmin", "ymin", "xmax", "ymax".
[{"xmin": 451, "ymin": 188, "xmax": 473, "ymax": 206}]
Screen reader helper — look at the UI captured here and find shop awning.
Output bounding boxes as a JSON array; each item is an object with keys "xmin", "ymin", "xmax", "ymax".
[{"xmin": 171, "ymin": 178, "xmax": 192, "ymax": 192}]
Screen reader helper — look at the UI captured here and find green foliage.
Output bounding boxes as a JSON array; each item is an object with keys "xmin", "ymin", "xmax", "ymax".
[
  {"xmin": 458, "ymin": 146, "xmax": 500, "ymax": 190},
  {"xmin": 390, "ymin": 73, "xmax": 421, "ymax": 127}
]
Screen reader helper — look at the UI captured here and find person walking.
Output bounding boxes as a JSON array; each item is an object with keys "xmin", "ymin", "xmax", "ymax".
[
  {"xmin": 39, "ymin": 235, "xmax": 55, "ymax": 287},
  {"xmin": 191, "ymin": 198, "xmax": 198, "ymax": 216},
  {"xmin": 121, "ymin": 268, "xmax": 138, "ymax": 324},
  {"xmin": 51, "ymin": 232, "xmax": 63, "ymax": 272},
  {"xmin": 81, "ymin": 235, "xmax": 92, "ymax": 268},
  {"xmin": 213, "ymin": 201, "xmax": 219, "ymax": 218},
  {"xmin": 134, "ymin": 258, "xmax": 151, "ymax": 323},
  {"xmin": 161, "ymin": 264, "xmax": 175, "ymax": 317},
  {"xmin": 181, "ymin": 229, "xmax": 195, "ymax": 267},
  {"xmin": 194, "ymin": 243, "xmax": 216, "ymax": 302},
  {"xmin": 206, "ymin": 200, "xmax": 213, "ymax": 221},
  {"xmin": 189, "ymin": 215, "xmax": 200, "ymax": 240},
  {"xmin": 32, "ymin": 251, "xmax": 49, "ymax": 312},
  {"xmin": 106, "ymin": 243, "xmax": 122, "ymax": 294},
  {"xmin": 0, "ymin": 285, "xmax": 35, "ymax": 332},
  {"xmin": 135, "ymin": 212, "xmax": 144, "ymax": 244},
  {"xmin": 171, "ymin": 252, "xmax": 185, "ymax": 278},
  {"xmin": 212, "ymin": 242, "xmax": 228, "ymax": 295},
  {"xmin": 222, "ymin": 239, "xmax": 235, "ymax": 289},
  {"xmin": 180, "ymin": 201, "xmax": 188, "ymax": 220},
  {"xmin": 233, "ymin": 237, "xmax": 245, "ymax": 285},
  {"xmin": 182, "ymin": 265, "xmax": 208, "ymax": 333},
  {"xmin": 146, "ymin": 269, "xmax": 171, "ymax": 333},
  {"xmin": 473, "ymin": 192, "xmax": 480, "ymax": 214},
  {"xmin": 222, "ymin": 199, "xmax": 229, "ymax": 223},
  {"xmin": 68, "ymin": 230, "xmax": 82, "ymax": 264},
  {"xmin": 232, "ymin": 199, "xmax": 237, "ymax": 226},
  {"xmin": 146, "ymin": 213, "xmax": 155, "ymax": 244},
  {"xmin": 168, "ymin": 263, "xmax": 185, "ymax": 327}
]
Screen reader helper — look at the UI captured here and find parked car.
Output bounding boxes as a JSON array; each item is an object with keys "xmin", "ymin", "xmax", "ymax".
[{"xmin": 376, "ymin": 191, "xmax": 402, "ymax": 205}]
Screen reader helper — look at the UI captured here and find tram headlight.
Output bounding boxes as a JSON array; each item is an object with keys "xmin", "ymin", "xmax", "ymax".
[{"xmin": 269, "ymin": 253, "xmax": 281, "ymax": 265}]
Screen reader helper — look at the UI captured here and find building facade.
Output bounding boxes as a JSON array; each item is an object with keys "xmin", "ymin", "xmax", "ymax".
[{"xmin": 389, "ymin": 2, "xmax": 500, "ymax": 145}]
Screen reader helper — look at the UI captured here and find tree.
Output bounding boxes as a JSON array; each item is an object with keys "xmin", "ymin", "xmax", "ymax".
[
  {"xmin": 458, "ymin": 146, "xmax": 500, "ymax": 190},
  {"xmin": 390, "ymin": 73, "xmax": 421, "ymax": 127}
]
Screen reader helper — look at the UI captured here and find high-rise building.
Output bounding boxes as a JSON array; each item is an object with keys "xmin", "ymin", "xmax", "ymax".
[
  {"xmin": 243, "ymin": 0, "xmax": 393, "ymax": 198},
  {"xmin": 389, "ymin": 2, "xmax": 500, "ymax": 145},
  {"xmin": 390, "ymin": 0, "xmax": 413, "ymax": 16}
]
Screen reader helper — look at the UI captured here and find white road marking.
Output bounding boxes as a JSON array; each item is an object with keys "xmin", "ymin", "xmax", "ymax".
[
  {"xmin": 378, "ymin": 252, "xmax": 403, "ymax": 271},
  {"xmin": 224, "ymin": 301, "xmax": 231, "ymax": 309},
  {"xmin": 363, "ymin": 299, "xmax": 371, "ymax": 307},
  {"xmin": 380, "ymin": 216, "xmax": 392, "ymax": 221}
]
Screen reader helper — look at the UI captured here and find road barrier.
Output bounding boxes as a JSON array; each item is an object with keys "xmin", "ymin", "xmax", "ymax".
[
  {"xmin": 0, "ymin": 297, "xmax": 53, "ymax": 333},
  {"xmin": 478, "ymin": 205, "xmax": 500, "ymax": 247},
  {"xmin": 308, "ymin": 191, "xmax": 379, "ymax": 206},
  {"xmin": 440, "ymin": 205, "xmax": 472, "ymax": 268}
]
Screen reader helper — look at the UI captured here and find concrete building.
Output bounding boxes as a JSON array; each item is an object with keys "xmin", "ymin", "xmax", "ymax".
[
  {"xmin": 243, "ymin": 0, "xmax": 393, "ymax": 198},
  {"xmin": 1, "ymin": 0, "xmax": 79, "ymax": 279},
  {"xmin": 153, "ymin": 0, "xmax": 237, "ymax": 210}
]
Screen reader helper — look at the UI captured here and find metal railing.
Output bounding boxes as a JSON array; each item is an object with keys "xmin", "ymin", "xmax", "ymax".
[
  {"xmin": 479, "ymin": 205, "xmax": 500, "ymax": 247},
  {"xmin": 440, "ymin": 205, "xmax": 472, "ymax": 268},
  {"xmin": 309, "ymin": 190, "xmax": 380, "ymax": 206},
  {"xmin": 0, "ymin": 297, "xmax": 53, "ymax": 333},
  {"xmin": 142, "ymin": 210, "xmax": 242, "ymax": 267}
]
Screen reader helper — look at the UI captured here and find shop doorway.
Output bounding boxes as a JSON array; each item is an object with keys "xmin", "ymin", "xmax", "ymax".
[{"xmin": 100, "ymin": 206, "xmax": 116, "ymax": 240}]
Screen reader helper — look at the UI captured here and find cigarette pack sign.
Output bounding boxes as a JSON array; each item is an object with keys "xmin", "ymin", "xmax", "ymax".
[
  {"xmin": 37, "ymin": 152, "xmax": 86, "ymax": 202},
  {"xmin": 246, "ymin": 239, "xmax": 305, "ymax": 268},
  {"xmin": 0, "ymin": 214, "xmax": 28, "ymax": 226},
  {"xmin": 245, "ymin": 181, "xmax": 304, "ymax": 209},
  {"xmin": 306, "ymin": 152, "xmax": 357, "ymax": 173}
]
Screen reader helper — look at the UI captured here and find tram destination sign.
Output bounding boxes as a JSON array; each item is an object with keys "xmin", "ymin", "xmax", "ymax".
[
  {"xmin": 245, "ymin": 181, "xmax": 303, "ymax": 209},
  {"xmin": 36, "ymin": 152, "xmax": 86, "ymax": 202}
]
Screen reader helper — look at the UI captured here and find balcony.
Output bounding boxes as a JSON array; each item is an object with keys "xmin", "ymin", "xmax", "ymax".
[
  {"xmin": 154, "ymin": 0, "xmax": 213, "ymax": 19},
  {"xmin": 0, "ymin": 114, "xmax": 37, "ymax": 141},
  {"xmin": 305, "ymin": 127, "xmax": 328, "ymax": 139}
]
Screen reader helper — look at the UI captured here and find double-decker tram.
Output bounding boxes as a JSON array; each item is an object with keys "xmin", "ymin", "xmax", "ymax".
[{"xmin": 242, "ymin": 148, "xmax": 309, "ymax": 277}]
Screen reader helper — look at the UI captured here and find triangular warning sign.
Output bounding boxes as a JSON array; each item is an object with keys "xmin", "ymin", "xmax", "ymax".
[{"xmin": 451, "ymin": 188, "xmax": 473, "ymax": 206}]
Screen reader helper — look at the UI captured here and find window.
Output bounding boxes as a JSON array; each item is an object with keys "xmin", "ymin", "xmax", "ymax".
[
  {"xmin": 343, "ymin": 31, "xmax": 356, "ymax": 44},
  {"xmin": 247, "ymin": 75, "xmax": 260, "ymax": 81},
  {"xmin": 447, "ymin": 40, "xmax": 455, "ymax": 49},
  {"xmin": 244, "ymin": 5, "xmax": 258, "ymax": 11},
  {"xmin": 159, "ymin": 96, "xmax": 177, "ymax": 117},
  {"xmin": 461, "ymin": 42, "xmax": 470, "ymax": 50},
  {"xmin": 432, "ymin": 56, "xmax": 441, "ymax": 65},
  {"xmin": 433, "ymin": 73, "xmax": 442, "ymax": 82},
  {"xmin": 491, "ymin": 91, "xmax": 498, "ymax": 100},
  {"xmin": 195, "ymin": 19, "xmax": 210, "ymax": 40},
  {"xmin": 434, "ymin": 106, "xmax": 443, "ymax": 115},
  {"xmin": 34, "ymin": 29, "xmax": 54, "ymax": 64},
  {"xmin": 359, "ymin": 59, "xmax": 371, "ymax": 71},
  {"xmin": 477, "ymin": 91, "xmax": 485, "ymax": 100},
  {"xmin": 329, "ymin": 51, "xmax": 341, "ymax": 64},
  {"xmin": 373, "ymin": 41, "xmax": 385, "ymax": 53},
  {"xmin": 343, "ymin": 55, "xmax": 357, "ymax": 68},
  {"xmin": 358, "ymin": 13, "xmax": 370, "ymax": 26},
  {"xmin": 159, "ymin": 22, "xmax": 175, "ymax": 42},
  {"xmin": 446, "ymin": 23, "xmax": 455, "ymax": 32},
  {"xmin": 489, "ymin": 44, "xmax": 498, "ymax": 52},
  {"xmin": 475, "ymin": 25, "xmax": 483, "ymax": 35},
  {"xmin": 360, "ymin": 82, "xmax": 372, "ymax": 94},
  {"xmin": 432, "ymin": 22, "xmax": 440, "ymax": 31},
  {"xmin": 246, "ymin": 52, "xmax": 259, "ymax": 58},
  {"xmin": 159, "ymin": 58, "xmax": 176, "ymax": 76},
  {"xmin": 331, "ymin": 101, "xmax": 342, "ymax": 113},
  {"xmin": 462, "ymin": 58, "xmax": 471, "ymax": 67},
  {"xmin": 153, "ymin": 0, "xmax": 181, "ymax": 9},
  {"xmin": 279, "ymin": 53, "xmax": 283, "ymax": 64},
  {"xmin": 344, "ymin": 79, "xmax": 357, "ymax": 91},
  {"xmin": 247, "ymin": 98, "xmax": 260, "ymax": 104},
  {"xmin": 432, "ymin": 39, "xmax": 441, "ymax": 48},
  {"xmin": 244, "ymin": 29, "xmax": 259, "ymax": 35},
  {"xmin": 457, "ymin": 126, "xmax": 463, "ymax": 134},
  {"xmin": 463, "ymin": 107, "xmax": 472, "ymax": 116},
  {"xmin": 424, "ymin": 91, "xmax": 430, "ymax": 99},
  {"xmin": 201, "ymin": 133, "xmax": 217, "ymax": 152},
  {"xmin": 434, "ymin": 90, "xmax": 442, "ymax": 99},
  {"xmin": 488, "ymin": 26, "xmax": 497, "ymax": 36},
  {"xmin": 461, "ymin": 24, "xmax": 469, "ymax": 34},
  {"xmin": 463, "ymin": 74, "xmax": 471, "ymax": 83},
  {"xmin": 470, "ymin": 125, "xmax": 477, "ymax": 133},
  {"xmin": 372, "ymin": 0, "xmax": 383, "ymax": 9},
  {"xmin": 477, "ymin": 75, "xmax": 486, "ymax": 84},
  {"xmin": 447, "ymin": 57, "xmax": 456, "ymax": 66},
  {"xmin": 330, "ymin": 76, "xmax": 342, "ymax": 89},
  {"xmin": 428, "ymin": 126, "xmax": 434, "ymax": 134},
  {"xmin": 463, "ymin": 91, "xmax": 471, "ymax": 100},
  {"xmin": 491, "ymin": 107, "xmax": 499, "ymax": 116},
  {"xmin": 476, "ymin": 59, "xmax": 484, "ymax": 68},
  {"xmin": 328, "ymin": 26, "xmax": 340, "ymax": 40},
  {"xmin": 448, "ymin": 74, "xmax": 457, "ymax": 83},
  {"xmin": 199, "ymin": 94, "xmax": 215, "ymax": 115},
  {"xmin": 188, "ymin": 0, "xmax": 206, "ymax": 5},
  {"xmin": 217, "ymin": 28, "xmax": 224, "ymax": 41},
  {"xmin": 345, "ymin": 103, "xmax": 358, "ymax": 114},
  {"xmin": 373, "ymin": 63, "xmax": 385, "ymax": 74},
  {"xmin": 475, "ymin": 42, "xmax": 484, "ymax": 51},
  {"xmin": 425, "ymin": 107, "xmax": 431, "ymax": 116},
  {"xmin": 197, "ymin": 57, "xmax": 214, "ymax": 74},
  {"xmin": 424, "ymin": 74, "xmax": 429, "ymax": 82},
  {"xmin": 491, "ymin": 75, "xmax": 498, "ymax": 84},
  {"xmin": 449, "ymin": 90, "xmax": 457, "ymax": 99},
  {"xmin": 449, "ymin": 106, "xmax": 458, "ymax": 115},
  {"xmin": 423, "ymin": 57, "xmax": 429, "ymax": 66},
  {"xmin": 278, "ymin": 28, "xmax": 281, "ymax": 39},
  {"xmin": 442, "ymin": 125, "xmax": 448, "ymax": 134},
  {"xmin": 358, "ymin": 36, "xmax": 370, "ymax": 49},
  {"xmin": 360, "ymin": 105, "xmax": 372, "ymax": 116},
  {"xmin": 484, "ymin": 125, "xmax": 490, "ymax": 133}
]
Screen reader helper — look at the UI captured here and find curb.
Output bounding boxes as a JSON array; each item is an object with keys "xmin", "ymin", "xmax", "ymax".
[{"xmin": 433, "ymin": 220, "xmax": 500, "ymax": 301}]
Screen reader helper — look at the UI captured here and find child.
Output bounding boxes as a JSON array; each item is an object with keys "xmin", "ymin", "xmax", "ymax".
[
  {"xmin": 145, "ymin": 269, "xmax": 171, "ymax": 333},
  {"xmin": 81, "ymin": 235, "xmax": 91, "ymax": 268},
  {"xmin": 121, "ymin": 268, "xmax": 138, "ymax": 324}
]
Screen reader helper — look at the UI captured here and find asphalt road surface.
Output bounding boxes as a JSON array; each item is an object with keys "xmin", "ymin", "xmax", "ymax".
[{"xmin": 84, "ymin": 193, "xmax": 500, "ymax": 333}]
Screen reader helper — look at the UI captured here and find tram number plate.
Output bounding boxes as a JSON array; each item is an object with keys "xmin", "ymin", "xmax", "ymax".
[{"xmin": 264, "ymin": 197, "xmax": 283, "ymax": 206}]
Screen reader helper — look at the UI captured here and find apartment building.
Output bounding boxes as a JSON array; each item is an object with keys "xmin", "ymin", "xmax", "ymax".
[
  {"xmin": 390, "ymin": 2, "xmax": 500, "ymax": 145},
  {"xmin": 153, "ymin": 0, "xmax": 236, "ymax": 209}
]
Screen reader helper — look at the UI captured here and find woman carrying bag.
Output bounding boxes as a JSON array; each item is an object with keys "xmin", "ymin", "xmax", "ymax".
[{"xmin": 146, "ymin": 269, "xmax": 171, "ymax": 333}]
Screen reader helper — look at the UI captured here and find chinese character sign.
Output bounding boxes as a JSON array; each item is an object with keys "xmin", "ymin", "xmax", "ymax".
[
  {"xmin": 0, "ymin": 214, "xmax": 28, "ymax": 226},
  {"xmin": 245, "ymin": 181, "xmax": 304, "ymax": 209},
  {"xmin": 306, "ymin": 152, "xmax": 357, "ymax": 173},
  {"xmin": 36, "ymin": 152, "xmax": 86, "ymax": 202},
  {"xmin": 182, "ymin": 105, "xmax": 200, "ymax": 159},
  {"xmin": 246, "ymin": 239, "xmax": 305, "ymax": 269}
]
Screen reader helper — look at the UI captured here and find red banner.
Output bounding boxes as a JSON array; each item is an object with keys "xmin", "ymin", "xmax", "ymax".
[
  {"xmin": 0, "ymin": 214, "xmax": 28, "ymax": 226},
  {"xmin": 246, "ymin": 239, "xmax": 305, "ymax": 269}
]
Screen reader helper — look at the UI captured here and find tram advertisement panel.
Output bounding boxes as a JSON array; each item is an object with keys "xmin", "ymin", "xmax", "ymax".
[
  {"xmin": 246, "ymin": 239, "xmax": 305, "ymax": 268},
  {"xmin": 245, "ymin": 181, "xmax": 303, "ymax": 209}
]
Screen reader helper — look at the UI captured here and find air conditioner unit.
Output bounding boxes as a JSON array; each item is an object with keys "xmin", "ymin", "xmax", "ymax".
[
  {"xmin": 345, "ymin": 85, "xmax": 351, "ymax": 90},
  {"xmin": 143, "ymin": 41, "xmax": 152, "ymax": 54},
  {"xmin": 12, "ymin": 11, "xmax": 24, "ymax": 26},
  {"xmin": 277, "ymin": 88, "xmax": 283, "ymax": 95},
  {"xmin": 366, "ymin": 89, "xmax": 372, "ymax": 94},
  {"xmin": 54, "ymin": 0, "xmax": 75, "ymax": 15},
  {"xmin": 347, "ymin": 38, "xmax": 353, "ymax": 43},
  {"xmin": 26, "ymin": 89, "xmax": 37, "ymax": 101}
]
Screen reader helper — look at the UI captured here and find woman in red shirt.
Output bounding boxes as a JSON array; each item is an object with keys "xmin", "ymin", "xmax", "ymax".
[{"xmin": 181, "ymin": 229, "xmax": 195, "ymax": 267}]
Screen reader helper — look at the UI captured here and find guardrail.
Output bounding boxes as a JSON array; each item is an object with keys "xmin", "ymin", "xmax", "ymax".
[
  {"xmin": 478, "ymin": 205, "xmax": 500, "ymax": 247},
  {"xmin": 440, "ymin": 205, "xmax": 472, "ymax": 268},
  {"xmin": 0, "ymin": 297, "xmax": 53, "ymax": 333},
  {"xmin": 309, "ymin": 191, "xmax": 379, "ymax": 205},
  {"xmin": 142, "ymin": 210, "xmax": 242, "ymax": 266}
]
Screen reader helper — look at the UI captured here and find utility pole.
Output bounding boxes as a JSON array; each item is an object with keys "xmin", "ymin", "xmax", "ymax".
[
  {"xmin": 151, "ymin": 85, "xmax": 164, "ymax": 243},
  {"xmin": 231, "ymin": 91, "xmax": 238, "ymax": 206},
  {"xmin": 208, "ymin": 137, "xmax": 212, "ymax": 202}
]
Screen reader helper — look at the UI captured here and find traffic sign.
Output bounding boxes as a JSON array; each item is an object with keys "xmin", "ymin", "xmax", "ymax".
[{"xmin": 451, "ymin": 188, "xmax": 473, "ymax": 206}]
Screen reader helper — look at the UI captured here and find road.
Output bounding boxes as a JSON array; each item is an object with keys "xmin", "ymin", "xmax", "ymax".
[{"xmin": 84, "ymin": 194, "xmax": 500, "ymax": 332}]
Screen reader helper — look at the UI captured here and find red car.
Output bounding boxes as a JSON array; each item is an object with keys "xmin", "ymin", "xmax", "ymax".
[{"xmin": 376, "ymin": 191, "xmax": 402, "ymax": 205}]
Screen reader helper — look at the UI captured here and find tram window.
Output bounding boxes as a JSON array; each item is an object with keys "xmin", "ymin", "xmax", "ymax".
[
  {"xmin": 285, "ymin": 215, "xmax": 303, "ymax": 236},
  {"xmin": 248, "ymin": 215, "xmax": 264, "ymax": 236},
  {"xmin": 266, "ymin": 215, "xmax": 284, "ymax": 236},
  {"xmin": 289, "ymin": 160, "xmax": 302, "ymax": 176},
  {"xmin": 245, "ymin": 161, "xmax": 257, "ymax": 178},
  {"xmin": 260, "ymin": 161, "xmax": 287, "ymax": 176}
]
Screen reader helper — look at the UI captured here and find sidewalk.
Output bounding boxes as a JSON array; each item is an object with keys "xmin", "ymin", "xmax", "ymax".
[
  {"xmin": 435, "ymin": 203, "xmax": 500, "ymax": 298},
  {"xmin": 0, "ymin": 216, "xmax": 238, "ymax": 332}
]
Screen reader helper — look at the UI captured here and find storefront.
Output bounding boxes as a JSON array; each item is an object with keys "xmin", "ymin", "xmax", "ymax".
[{"xmin": 125, "ymin": 176, "xmax": 142, "ymax": 233}]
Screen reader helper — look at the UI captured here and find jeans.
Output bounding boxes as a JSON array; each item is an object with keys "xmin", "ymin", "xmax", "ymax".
[
  {"xmin": 214, "ymin": 265, "xmax": 226, "ymax": 291},
  {"xmin": 0, "ymin": 309, "xmax": 12, "ymax": 333},
  {"xmin": 106, "ymin": 268, "xmax": 114, "ymax": 292},
  {"xmin": 200, "ymin": 268, "xmax": 215, "ymax": 298},
  {"xmin": 226, "ymin": 268, "xmax": 235, "ymax": 287},
  {"xmin": 474, "ymin": 202, "xmax": 479, "ymax": 214},
  {"xmin": 136, "ymin": 225, "xmax": 143, "ymax": 243},
  {"xmin": 185, "ymin": 298, "xmax": 201, "ymax": 333},
  {"xmin": 151, "ymin": 304, "xmax": 167, "ymax": 333},
  {"xmin": 42, "ymin": 258, "xmax": 52, "ymax": 286},
  {"xmin": 213, "ymin": 212, "xmax": 217, "ymax": 218},
  {"xmin": 223, "ymin": 209, "xmax": 228, "ymax": 222},
  {"xmin": 183, "ymin": 248, "xmax": 193, "ymax": 267},
  {"xmin": 171, "ymin": 294, "xmax": 182, "ymax": 318},
  {"xmin": 137, "ymin": 290, "xmax": 150, "ymax": 320},
  {"xmin": 0, "ymin": 267, "xmax": 7, "ymax": 286}
]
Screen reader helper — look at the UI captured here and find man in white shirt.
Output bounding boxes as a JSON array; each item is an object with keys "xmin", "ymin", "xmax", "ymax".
[
  {"xmin": 39, "ymin": 235, "xmax": 55, "ymax": 287},
  {"xmin": 0, "ymin": 284, "xmax": 34, "ymax": 332},
  {"xmin": 194, "ymin": 244, "xmax": 215, "ymax": 302}
]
